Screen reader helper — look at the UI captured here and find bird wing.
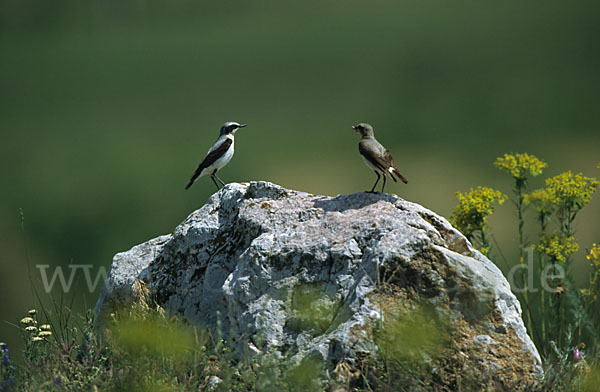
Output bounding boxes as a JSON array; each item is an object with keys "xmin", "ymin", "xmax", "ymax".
[
  {"xmin": 359, "ymin": 140, "xmax": 390, "ymax": 172},
  {"xmin": 359, "ymin": 141, "xmax": 408, "ymax": 184},
  {"xmin": 185, "ymin": 138, "xmax": 233, "ymax": 189},
  {"xmin": 385, "ymin": 150, "xmax": 408, "ymax": 184}
]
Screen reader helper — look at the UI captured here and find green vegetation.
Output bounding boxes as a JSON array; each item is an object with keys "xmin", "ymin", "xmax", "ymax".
[
  {"xmin": 0, "ymin": 297, "xmax": 450, "ymax": 391},
  {"xmin": 450, "ymin": 186, "xmax": 507, "ymax": 255},
  {"xmin": 452, "ymin": 153, "xmax": 600, "ymax": 390},
  {"xmin": 1, "ymin": 0, "xmax": 599, "ymax": 389},
  {"xmin": 2, "ymin": 152, "xmax": 598, "ymax": 390},
  {"xmin": 1, "ymin": 305, "xmax": 327, "ymax": 391},
  {"xmin": 1, "ymin": 1, "xmax": 599, "ymax": 351},
  {"xmin": 1, "ymin": 279, "xmax": 502, "ymax": 391},
  {"xmin": 4, "ymin": 260, "xmax": 599, "ymax": 390},
  {"xmin": 366, "ymin": 304, "xmax": 452, "ymax": 390},
  {"xmin": 288, "ymin": 284, "xmax": 340, "ymax": 335}
]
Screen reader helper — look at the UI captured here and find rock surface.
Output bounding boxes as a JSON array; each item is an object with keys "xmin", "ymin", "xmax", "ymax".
[{"xmin": 95, "ymin": 181, "xmax": 541, "ymax": 390}]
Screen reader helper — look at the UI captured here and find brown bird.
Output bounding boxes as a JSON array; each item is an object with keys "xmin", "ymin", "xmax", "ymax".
[{"xmin": 352, "ymin": 123, "xmax": 408, "ymax": 193}]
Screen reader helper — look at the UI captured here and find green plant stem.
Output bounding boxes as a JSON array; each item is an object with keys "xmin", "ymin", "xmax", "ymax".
[
  {"xmin": 559, "ymin": 204, "xmax": 581, "ymax": 346},
  {"xmin": 480, "ymin": 230, "xmax": 490, "ymax": 253},
  {"xmin": 538, "ymin": 215, "xmax": 548, "ymax": 356},
  {"xmin": 516, "ymin": 184, "xmax": 525, "ymax": 257},
  {"xmin": 539, "ymin": 253, "xmax": 547, "ymax": 354},
  {"xmin": 515, "ymin": 180, "xmax": 532, "ymax": 334},
  {"xmin": 548, "ymin": 260, "xmax": 559, "ymax": 346}
]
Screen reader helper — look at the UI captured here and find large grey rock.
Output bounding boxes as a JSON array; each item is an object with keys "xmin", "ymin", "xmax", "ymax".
[{"xmin": 95, "ymin": 181, "xmax": 541, "ymax": 390}]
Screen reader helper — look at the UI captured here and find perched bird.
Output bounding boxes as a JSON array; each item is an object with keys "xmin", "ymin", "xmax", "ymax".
[
  {"xmin": 185, "ymin": 121, "xmax": 247, "ymax": 190},
  {"xmin": 352, "ymin": 123, "xmax": 408, "ymax": 193}
]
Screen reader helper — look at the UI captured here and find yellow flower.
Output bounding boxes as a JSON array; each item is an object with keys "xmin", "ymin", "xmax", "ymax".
[
  {"xmin": 31, "ymin": 337, "xmax": 44, "ymax": 342},
  {"xmin": 537, "ymin": 235, "xmax": 579, "ymax": 263},
  {"xmin": 581, "ymin": 288, "xmax": 590, "ymax": 296},
  {"xmin": 450, "ymin": 186, "xmax": 507, "ymax": 238},
  {"xmin": 587, "ymin": 244, "xmax": 600, "ymax": 268},
  {"xmin": 38, "ymin": 331, "xmax": 52, "ymax": 337},
  {"xmin": 544, "ymin": 171, "xmax": 599, "ymax": 208},
  {"xmin": 28, "ymin": 309, "xmax": 37, "ymax": 316},
  {"xmin": 494, "ymin": 153, "xmax": 547, "ymax": 180},
  {"xmin": 40, "ymin": 324, "xmax": 52, "ymax": 331},
  {"xmin": 524, "ymin": 188, "xmax": 555, "ymax": 216},
  {"xmin": 24, "ymin": 326, "xmax": 38, "ymax": 332}
]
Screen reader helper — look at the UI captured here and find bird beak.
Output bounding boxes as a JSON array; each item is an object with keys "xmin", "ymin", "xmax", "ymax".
[{"xmin": 238, "ymin": 124, "xmax": 247, "ymax": 128}]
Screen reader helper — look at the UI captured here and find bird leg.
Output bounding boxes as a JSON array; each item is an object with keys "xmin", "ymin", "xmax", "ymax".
[
  {"xmin": 381, "ymin": 173, "xmax": 387, "ymax": 193},
  {"xmin": 369, "ymin": 171, "xmax": 381, "ymax": 193},
  {"xmin": 213, "ymin": 171, "xmax": 226, "ymax": 187},
  {"xmin": 210, "ymin": 174, "xmax": 220, "ymax": 190},
  {"xmin": 210, "ymin": 171, "xmax": 222, "ymax": 190}
]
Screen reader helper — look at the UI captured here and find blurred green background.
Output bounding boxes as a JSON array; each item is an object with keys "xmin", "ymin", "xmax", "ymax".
[{"xmin": 1, "ymin": 0, "xmax": 599, "ymax": 353}]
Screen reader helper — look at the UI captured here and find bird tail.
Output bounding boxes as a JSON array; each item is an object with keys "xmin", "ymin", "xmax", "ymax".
[
  {"xmin": 185, "ymin": 173, "xmax": 199, "ymax": 190},
  {"xmin": 185, "ymin": 178, "xmax": 195, "ymax": 190},
  {"xmin": 389, "ymin": 166, "xmax": 408, "ymax": 184}
]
